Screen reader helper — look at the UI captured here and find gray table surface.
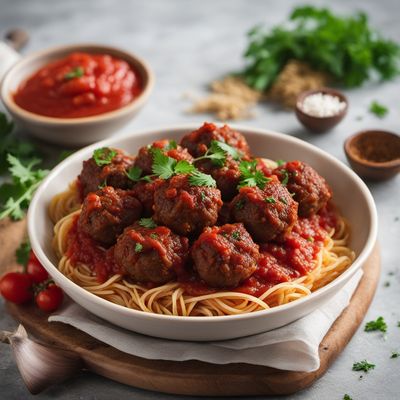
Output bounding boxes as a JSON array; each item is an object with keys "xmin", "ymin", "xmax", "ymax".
[{"xmin": 0, "ymin": 0, "xmax": 399, "ymax": 399}]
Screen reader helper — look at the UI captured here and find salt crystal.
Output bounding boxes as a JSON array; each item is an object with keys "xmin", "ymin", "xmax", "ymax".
[{"xmin": 299, "ymin": 93, "xmax": 346, "ymax": 118}]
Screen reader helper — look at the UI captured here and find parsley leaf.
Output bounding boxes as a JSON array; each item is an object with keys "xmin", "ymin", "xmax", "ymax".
[
  {"xmin": 352, "ymin": 360, "xmax": 375, "ymax": 372},
  {"xmin": 0, "ymin": 154, "xmax": 49, "ymax": 220},
  {"xmin": 212, "ymin": 140, "xmax": 242, "ymax": 161},
  {"xmin": 242, "ymin": 6, "xmax": 400, "ymax": 90},
  {"xmin": 189, "ymin": 170, "xmax": 216, "ymax": 187},
  {"xmin": 126, "ymin": 166, "xmax": 143, "ymax": 182},
  {"xmin": 265, "ymin": 197, "xmax": 276, "ymax": 203},
  {"xmin": 16, "ymin": 241, "xmax": 31, "ymax": 266},
  {"xmin": 150, "ymin": 233, "xmax": 158, "ymax": 239},
  {"xmin": 391, "ymin": 351, "xmax": 400, "ymax": 359},
  {"xmin": 174, "ymin": 160, "xmax": 195, "ymax": 174},
  {"xmin": 276, "ymin": 159, "xmax": 285, "ymax": 167},
  {"xmin": 93, "ymin": 148, "xmax": 117, "ymax": 166},
  {"xmin": 238, "ymin": 160, "xmax": 270, "ymax": 189},
  {"xmin": 369, "ymin": 101, "xmax": 388, "ymax": 118},
  {"xmin": 364, "ymin": 316, "xmax": 387, "ymax": 333},
  {"xmin": 280, "ymin": 169, "xmax": 289, "ymax": 186},
  {"xmin": 151, "ymin": 148, "xmax": 177, "ymax": 179},
  {"xmin": 165, "ymin": 140, "xmax": 177, "ymax": 150},
  {"xmin": 232, "ymin": 231, "xmax": 241, "ymax": 240},
  {"xmin": 134, "ymin": 243, "xmax": 143, "ymax": 253},
  {"xmin": 139, "ymin": 217, "xmax": 157, "ymax": 229},
  {"xmin": 279, "ymin": 196, "xmax": 288, "ymax": 205},
  {"xmin": 343, "ymin": 395, "xmax": 353, "ymax": 400},
  {"xmin": 64, "ymin": 66, "xmax": 84, "ymax": 80}
]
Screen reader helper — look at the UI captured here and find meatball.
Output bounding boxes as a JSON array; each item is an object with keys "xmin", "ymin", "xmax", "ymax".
[
  {"xmin": 191, "ymin": 223, "xmax": 259, "ymax": 288},
  {"xmin": 180, "ymin": 122, "xmax": 251, "ymax": 158},
  {"xmin": 134, "ymin": 139, "xmax": 193, "ymax": 175},
  {"xmin": 130, "ymin": 178, "xmax": 162, "ymax": 216},
  {"xmin": 273, "ymin": 161, "xmax": 332, "ymax": 217},
  {"xmin": 231, "ymin": 176, "xmax": 298, "ymax": 242},
  {"xmin": 153, "ymin": 174, "xmax": 222, "ymax": 236},
  {"xmin": 114, "ymin": 224, "xmax": 189, "ymax": 284},
  {"xmin": 78, "ymin": 148, "xmax": 134, "ymax": 197},
  {"xmin": 78, "ymin": 187, "xmax": 142, "ymax": 246},
  {"xmin": 197, "ymin": 157, "xmax": 241, "ymax": 201}
]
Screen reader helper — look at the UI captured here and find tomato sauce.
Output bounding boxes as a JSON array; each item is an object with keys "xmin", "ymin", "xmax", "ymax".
[
  {"xmin": 66, "ymin": 204, "xmax": 338, "ymax": 294},
  {"xmin": 237, "ymin": 205, "xmax": 338, "ymax": 297},
  {"xmin": 14, "ymin": 52, "xmax": 142, "ymax": 118},
  {"xmin": 67, "ymin": 216, "xmax": 123, "ymax": 283}
]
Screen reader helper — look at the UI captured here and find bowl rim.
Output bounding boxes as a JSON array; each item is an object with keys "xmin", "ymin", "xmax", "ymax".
[
  {"xmin": 296, "ymin": 87, "xmax": 348, "ymax": 121},
  {"xmin": 0, "ymin": 43, "xmax": 155, "ymax": 125},
  {"xmin": 27, "ymin": 123, "xmax": 378, "ymax": 323},
  {"xmin": 344, "ymin": 130, "xmax": 400, "ymax": 169}
]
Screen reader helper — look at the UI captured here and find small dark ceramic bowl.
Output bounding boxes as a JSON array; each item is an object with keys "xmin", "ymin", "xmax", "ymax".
[
  {"xmin": 295, "ymin": 87, "xmax": 348, "ymax": 133},
  {"xmin": 344, "ymin": 130, "xmax": 400, "ymax": 181}
]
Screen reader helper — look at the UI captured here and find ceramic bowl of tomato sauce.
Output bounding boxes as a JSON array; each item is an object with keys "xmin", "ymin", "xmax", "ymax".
[{"xmin": 0, "ymin": 44, "xmax": 154, "ymax": 146}]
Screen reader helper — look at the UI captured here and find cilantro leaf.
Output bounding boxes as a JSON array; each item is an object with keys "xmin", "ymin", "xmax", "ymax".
[
  {"xmin": 139, "ymin": 217, "xmax": 157, "ymax": 229},
  {"xmin": 238, "ymin": 160, "xmax": 270, "ymax": 189},
  {"xmin": 231, "ymin": 231, "xmax": 241, "ymax": 240},
  {"xmin": 343, "ymin": 395, "xmax": 353, "ymax": 400},
  {"xmin": 93, "ymin": 148, "xmax": 117, "ymax": 166},
  {"xmin": 151, "ymin": 148, "xmax": 177, "ymax": 179},
  {"xmin": 16, "ymin": 241, "xmax": 31, "ymax": 266},
  {"xmin": 126, "ymin": 166, "xmax": 143, "ymax": 182},
  {"xmin": 365, "ymin": 316, "xmax": 387, "ymax": 333},
  {"xmin": 276, "ymin": 159, "xmax": 285, "ymax": 167},
  {"xmin": 265, "ymin": 197, "xmax": 276, "ymax": 203},
  {"xmin": 188, "ymin": 170, "xmax": 216, "ymax": 187},
  {"xmin": 174, "ymin": 160, "xmax": 195, "ymax": 174},
  {"xmin": 64, "ymin": 67, "xmax": 84, "ymax": 80},
  {"xmin": 391, "ymin": 351, "xmax": 400, "ymax": 359},
  {"xmin": 165, "ymin": 140, "xmax": 177, "ymax": 150},
  {"xmin": 352, "ymin": 360, "xmax": 375, "ymax": 372},
  {"xmin": 280, "ymin": 169, "xmax": 289, "ymax": 186},
  {"xmin": 369, "ymin": 101, "xmax": 388, "ymax": 118},
  {"xmin": 212, "ymin": 140, "xmax": 242, "ymax": 161}
]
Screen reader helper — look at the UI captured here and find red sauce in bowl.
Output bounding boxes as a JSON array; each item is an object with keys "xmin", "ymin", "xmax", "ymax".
[{"xmin": 13, "ymin": 52, "xmax": 143, "ymax": 118}]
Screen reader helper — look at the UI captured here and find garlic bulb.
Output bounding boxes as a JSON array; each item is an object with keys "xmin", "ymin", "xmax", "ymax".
[{"xmin": 1, "ymin": 324, "xmax": 82, "ymax": 394}]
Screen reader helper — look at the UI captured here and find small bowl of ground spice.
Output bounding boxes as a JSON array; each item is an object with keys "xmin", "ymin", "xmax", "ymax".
[
  {"xmin": 344, "ymin": 130, "xmax": 400, "ymax": 181},
  {"xmin": 295, "ymin": 88, "xmax": 348, "ymax": 132}
]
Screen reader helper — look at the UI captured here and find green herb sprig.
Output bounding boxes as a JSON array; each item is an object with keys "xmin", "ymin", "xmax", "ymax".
[
  {"xmin": 93, "ymin": 148, "xmax": 117, "ymax": 166},
  {"xmin": 242, "ymin": 6, "xmax": 400, "ymax": 91},
  {"xmin": 352, "ymin": 360, "xmax": 375, "ymax": 373},
  {"xmin": 238, "ymin": 160, "xmax": 270, "ymax": 189},
  {"xmin": 364, "ymin": 316, "xmax": 387, "ymax": 333},
  {"xmin": 369, "ymin": 101, "xmax": 388, "ymax": 118}
]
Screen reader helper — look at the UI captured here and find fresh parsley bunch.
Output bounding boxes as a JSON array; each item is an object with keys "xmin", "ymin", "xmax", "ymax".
[{"xmin": 243, "ymin": 5, "xmax": 400, "ymax": 90}]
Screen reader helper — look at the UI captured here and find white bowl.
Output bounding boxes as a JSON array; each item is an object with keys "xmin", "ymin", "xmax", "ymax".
[
  {"xmin": 0, "ymin": 44, "xmax": 154, "ymax": 146},
  {"xmin": 27, "ymin": 125, "xmax": 378, "ymax": 341}
]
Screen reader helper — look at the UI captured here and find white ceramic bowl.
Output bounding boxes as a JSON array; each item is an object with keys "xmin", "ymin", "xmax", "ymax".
[
  {"xmin": 0, "ymin": 44, "xmax": 154, "ymax": 146},
  {"xmin": 27, "ymin": 125, "xmax": 378, "ymax": 341}
]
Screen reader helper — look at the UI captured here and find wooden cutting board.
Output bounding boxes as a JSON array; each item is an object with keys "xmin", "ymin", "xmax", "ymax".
[{"xmin": 0, "ymin": 219, "xmax": 380, "ymax": 396}]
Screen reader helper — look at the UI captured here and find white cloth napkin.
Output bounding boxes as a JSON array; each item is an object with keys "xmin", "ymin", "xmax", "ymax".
[{"xmin": 49, "ymin": 270, "xmax": 362, "ymax": 372}]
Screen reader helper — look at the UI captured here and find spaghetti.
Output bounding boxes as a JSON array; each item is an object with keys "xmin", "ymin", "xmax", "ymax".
[{"xmin": 52, "ymin": 208, "xmax": 355, "ymax": 316}]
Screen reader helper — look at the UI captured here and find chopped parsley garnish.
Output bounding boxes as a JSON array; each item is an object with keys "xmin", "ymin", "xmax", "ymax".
[
  {"xmin": 93, "ymin": 147, "xmax": 117, "ymax": 166},
  {"xmin": 134, "ymin": 243, "xmax": 143, "ymax": 253},
  {"xmin": 165, "ymin": 140, "xmax": 177, "ymax": 150},
  {"xmin": 391, "ymin": 351, "xmax": 400, "ymax": 359},
  {"xmin": 279, "ymin": 197, "xmax": 287, "ymax": 205},
  {"xmin": 200, "ymin": 192, "xmax": 206, "ymax": 202},
  {"xmin": 189, "ymin": 170, "xmax": 216, "ymax": 187},
  {"xmin": 238, "ymin": 160, "xmax": 270, "ymax": 189},
  {"xmin": 16, "ymin": 241, "xmax": 31, "ymax": 267},
  {"xmin": 343, "ymin": 395, "xmax": 353, "ymax": 400},
  {"xmin": 352, "ymin": 360, "xmax": 375, "ymax": 372},
  {"xmin": 369, "ymin": 101, "xmax": 388, "ymax": 118},
  {"xmin": 98, "ymin": 180, "xmax": 107, "ymax": 189},
  {"xmin": 265, "ymin": 197, "xmax": 276, "ymax": 204},
  {"xmin": 139, "ymin": 217, "xmax": 157, "ymax": 229},
  {"xmin": 64, "ymin": 66, "xmax": 84, "ymax": 80},
  {"xmin": 281, "ymin": 169, "xmax": 289, "ymax": 186},
  {"xmin": 276, "ymin": 159, "xmax": 285, "ymax": 167},
  {"xmin": 126, "ymin": 166, "xmax": 143, "ymax": 182},
  {"xmin": 364, "ymin": 316, "xmax": 387, "ymax": 333},
  {"xmin": 235, "ymin": 199, "xmax": 245, "ymax": 210},
  {"xmin": 150, "ymin": 233, "xmax": 158, "ymax": 240},
  {"xmin": 231, "ymin": 231, "xmax": 241, "ymax": 240}
]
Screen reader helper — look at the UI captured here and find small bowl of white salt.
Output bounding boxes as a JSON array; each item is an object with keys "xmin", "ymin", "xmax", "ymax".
[{"xmin": 295, "ymin": 88, "xmax": 348, "ymax": 133}]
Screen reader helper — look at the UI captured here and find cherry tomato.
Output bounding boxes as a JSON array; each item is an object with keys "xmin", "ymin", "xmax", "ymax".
[
  {"xmin": 35, "ymin": 284, "xmax": 63, "ymax": 312},
  {"xmin": 26, "ymin": 251, "xmax": 48, "ymax": 283},
  {"xmin": 0, "ymin": 272, "xmax": 33, "ymax": 304}
]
